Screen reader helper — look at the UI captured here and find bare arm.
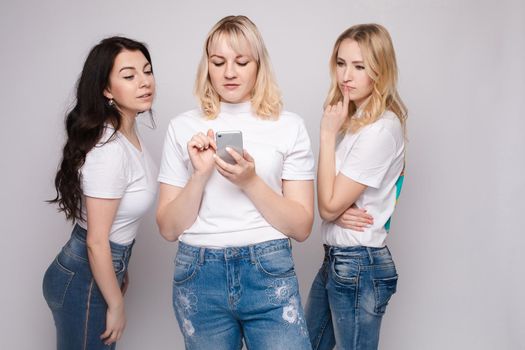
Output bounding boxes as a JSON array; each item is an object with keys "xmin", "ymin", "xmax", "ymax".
[
  {"xmin": 214, "ymin": 149, "xmax": 314, "ymax": 242},
  {"xmin": 317, "ymin": 89, "xmax": 367, "ymax": 222},
  {"xmin": 156, "ymin": 130, "xmax": 216, "ymax": 241},
  {"xmin": 85, "ymin": 196, "xmax": 125, "ymax": 345}
]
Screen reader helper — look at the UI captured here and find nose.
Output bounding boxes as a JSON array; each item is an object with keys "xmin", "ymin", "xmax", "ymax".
[
  {"xmin": 139, "ymin": 72, "xmax": 152, "ymax": 88},
  {"xmin": 343, "ymin": 67, "xmax": 353, "ymax": 82},
  {"xmin": 224, "ymin": 62, "xmax": 236, "ymax": 79}
]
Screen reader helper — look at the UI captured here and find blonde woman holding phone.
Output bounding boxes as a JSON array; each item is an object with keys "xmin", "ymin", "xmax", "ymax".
[{"xmin": 157, "ymin": 15, "xmax": 315, "ymax": 350}]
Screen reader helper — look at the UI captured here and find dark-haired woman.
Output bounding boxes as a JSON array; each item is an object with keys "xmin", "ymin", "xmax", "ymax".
[{"xmin": 42, "ymin": 36, "xmax": 157, "ymax": 349}]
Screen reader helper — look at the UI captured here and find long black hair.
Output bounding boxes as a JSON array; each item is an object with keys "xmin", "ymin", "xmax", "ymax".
[{"xmin": 49, "ymin": 36, "xmax": 153, "ymax": 221}]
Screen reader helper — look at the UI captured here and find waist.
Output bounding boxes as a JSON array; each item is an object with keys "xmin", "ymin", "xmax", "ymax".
[
  {"xmin": 323, "ymin": 244, "xmax": 393, "ymax": 265},
  {"xmin": 64, "ymin": 224, "xmax": 135, "ymax": 262},
  {"xmin": 178, "ymin": 238, "xmax": 291, "ymax": 262},
  {"xmin": 179, "ymin": 226, "xmax": 287, "ymax": 247}
]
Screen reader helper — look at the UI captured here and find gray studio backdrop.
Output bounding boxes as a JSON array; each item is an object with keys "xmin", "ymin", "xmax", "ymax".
[{"xmin": 1, "ymin": 0, "xmax": 524, "ymax": 349}]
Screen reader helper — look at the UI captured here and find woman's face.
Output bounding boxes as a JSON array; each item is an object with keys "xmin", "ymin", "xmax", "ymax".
[
  {"xmin": 104, "ymin": 49, "xmax": 155, "ymax": 118},
  {"xmin": 336, "ymin": 39, "xmax": 373, "ymax": 107},
  {"xmin": 208, "ymin": 36, "xmax": 257, "ymax": 104}
]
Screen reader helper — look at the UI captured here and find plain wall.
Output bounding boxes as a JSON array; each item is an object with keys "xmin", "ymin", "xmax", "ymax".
[{"xmin": 1, "ymin": 0, "xmax": 524, "ymax": 349}]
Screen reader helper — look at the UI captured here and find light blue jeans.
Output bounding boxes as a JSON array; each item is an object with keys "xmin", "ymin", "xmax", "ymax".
[
  {"xmin": 172, "ymin": 239, "xmax": 312, "ymax": 350},
  {"xmin": 42, "ymin": 224, "xmax": 133, "ymax": 350},
  {"xmin": 305, "ymin": 245, "xmax": 398, "ymax": 350}
]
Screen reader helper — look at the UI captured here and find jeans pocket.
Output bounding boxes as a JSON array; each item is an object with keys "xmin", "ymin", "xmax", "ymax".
[
  {"xmin": 173, "ymin": 253, "xmax": 198, "ymax": 284},
  {"xmin": 256, "ymin": 248, "xmax": 295, "ymax": 278},
  {"xmin": 373, "ymin": 275, "xmax": 398, "ymax": 315},
  {"xmin": 42, "ymin": 256, "xmax": 75, "ymax": 310},
  {"xmin": 331, "ymin": 256, "xmax": 358, "ymax": 286}
]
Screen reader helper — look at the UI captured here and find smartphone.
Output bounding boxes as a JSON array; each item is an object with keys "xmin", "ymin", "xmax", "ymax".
[{"xmin": 216, "ymin": 130, "xmax": 243, "ymax": 165}]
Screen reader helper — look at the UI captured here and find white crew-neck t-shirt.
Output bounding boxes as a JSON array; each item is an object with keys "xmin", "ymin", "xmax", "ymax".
[
  {"xmin": 322, "ymin": 111, "xmax": 405, "ymax": 248},
  {"xmin": 77, "ymin": 125, "xmax": 158, "ymax": 245},
  {"xmin": 158, "ymin": 102, "xmax": 315, "ymax": 247}
]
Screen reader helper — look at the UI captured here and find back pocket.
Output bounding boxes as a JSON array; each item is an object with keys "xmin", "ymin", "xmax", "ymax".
[
  {"xmin": 373, "ymin": 275, "xmax": 398, "ymax": 315},
  {"xmin": 42, "ymin": 256, "xmax": 75, "ymax": 309}
]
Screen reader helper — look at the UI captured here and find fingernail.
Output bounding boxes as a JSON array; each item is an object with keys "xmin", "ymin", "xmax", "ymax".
[{"xmin": 225, "ymin": 146, "xmax": 231, "ymax": 151}]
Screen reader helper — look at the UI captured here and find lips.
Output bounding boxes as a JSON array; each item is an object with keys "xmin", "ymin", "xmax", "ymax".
[
  {"xmin": 223, "ymin": 84, "xmax": 239, "ymax": 90},
  {"xmin": 137, "ymin": 93, "xmax": 153, "ymax": 98}
]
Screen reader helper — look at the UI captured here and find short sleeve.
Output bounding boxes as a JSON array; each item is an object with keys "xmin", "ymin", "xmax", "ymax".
[
  {"xmin": 158, "ymin": 120, "xmax": 190, "ymax": 187},
  {"xmin": 81, "ymin": 141, "xmax": 129, "ymax": 198},
  {"xmin": 339, "ymin": 126, "xmax": 396, "ymax": 188},
  {"xmin": 282, "ymin": 118, "xmax": 315, "ymax": 180}
]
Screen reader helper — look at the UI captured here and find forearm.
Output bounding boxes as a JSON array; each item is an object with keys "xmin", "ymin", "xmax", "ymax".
[
  {"xmin": 243, "ymin": 177, "xmax": 313, "ymax": 242},
  {"xmin": 86, "ymin": 240, "xmax": 123, "ymax": 309},
  {"xmin": 157, "ymin": 173, "xmax": 208, "ymax": 241},
  {"xmin": 317, "ymin": 132, "xmax": 342, "ymax": 221}
]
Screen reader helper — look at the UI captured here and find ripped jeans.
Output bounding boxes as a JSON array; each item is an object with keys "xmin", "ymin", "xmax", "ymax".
[
  {"xmin": 172, "ymin": 239, "xmax": 311, "ymax": 350},
  {"xmin": 305, "ymin": 245, "xmax": 398, "ymax": 350}
]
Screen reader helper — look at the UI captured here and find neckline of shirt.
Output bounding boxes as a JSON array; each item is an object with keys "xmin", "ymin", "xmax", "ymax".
[{"xmin": 220, "ymin": 101, "xmax": 252, "ymax": 115}]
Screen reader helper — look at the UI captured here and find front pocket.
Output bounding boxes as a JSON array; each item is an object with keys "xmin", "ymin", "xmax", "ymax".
[
  {"xmin": 42, "ymin": 256, "xmax": 75, "ymax": 310},
  {"xmin": 173, "ymin": 254, "xmax": 198, "ymax": 284},
  {"xmin": 331, "ymin": 256, "xmax": 358, "ymax": 286},
  {"xmin": 256, "ymin": 249, "xmax": 295, "ymax": 278},
  {"xmin": 373, "ymin": 275, "xmax": 398, "ymax": 315}
]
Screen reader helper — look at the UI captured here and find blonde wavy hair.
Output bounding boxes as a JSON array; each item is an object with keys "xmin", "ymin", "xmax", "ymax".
[
  {"xmin": 194, "ymin": 15, "xmax": 282, "ymax": 119},
  {"xmin": 326, "ymin": 24, "xmax": 407, "ymax": 134}
]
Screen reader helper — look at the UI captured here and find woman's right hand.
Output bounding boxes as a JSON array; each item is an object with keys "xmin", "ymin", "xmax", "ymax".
[
  {"xmin": 187, "ymin": 129, "xmax": 217, "ymax": 178},
  {"xmin": 335, "ymin": 204, "xmax": 374, "ymax": 231},
  {"xmin": 321, "ymin": 88, "xmax": 350, "ymax": 136},
  {"xmin": 100, "ymin": 302, "xmax": 126, "ymax": 345}
]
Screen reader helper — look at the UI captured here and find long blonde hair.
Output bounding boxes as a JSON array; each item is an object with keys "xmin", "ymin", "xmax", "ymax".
[
  {"xmin": 326, "ymin": 24, "xmax": 407, "ymax": 134},
  {"xmin": 194, "ymin": 15, "xmax": 282, "ymax": 119}
]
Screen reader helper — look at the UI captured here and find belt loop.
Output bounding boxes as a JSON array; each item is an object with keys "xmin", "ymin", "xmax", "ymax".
[
  {"xmin": 199, "ymin": 247, "xmax": 205, "ymax": 265},
  {"xmin": 287, "ymin": 238, "xmax": 292, "ymax": 250},
  {"xmin": 249, "ymin": 245, "xmax": 256, "ymax": 264},
  {"xmin": 366, "ymin": 247, "xmax": 374, "ymax": 264}
]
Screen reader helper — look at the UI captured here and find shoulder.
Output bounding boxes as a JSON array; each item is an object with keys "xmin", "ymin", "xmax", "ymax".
[
  {"xmin": 90, "ymin": 126, "xmax": 127, "ymax": 159},
  {"xmin": 168, "ymin": 108, "xmax": 204, "ymax": 128},
  {"xmin": 276, "ymin": 110, "xmax": 308, "ymax": 131},
  {"xmin": 361, "ymin": 111, "xmax": 402, "ymax": 140}
]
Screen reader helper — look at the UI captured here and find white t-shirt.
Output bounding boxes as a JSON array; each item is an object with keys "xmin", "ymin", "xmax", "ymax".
[
  {"xmin": 77, "ymin": 125, "xmax": 158, "ymax": 245},
  {"xmin": 158, "ymin": 102, "xmax": 315, "ymax": 247},
  {"xmin": 322, "ymin": 111, "xmax": 405, "ymax": 248}
]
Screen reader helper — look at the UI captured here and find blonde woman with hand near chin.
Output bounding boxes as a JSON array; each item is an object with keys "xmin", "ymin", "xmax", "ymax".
[
  {"xmin": 305, "ymin": 24, "xmax": 407, "ymax": 350},
  {"xmin": 157, "ymin": 15, "xmax": 315, "ymax": 350}
]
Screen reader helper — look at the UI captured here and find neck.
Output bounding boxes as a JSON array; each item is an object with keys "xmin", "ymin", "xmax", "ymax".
[{"xmin": 118, "ymin": 113, "xmax": 137, "ymax": 137}]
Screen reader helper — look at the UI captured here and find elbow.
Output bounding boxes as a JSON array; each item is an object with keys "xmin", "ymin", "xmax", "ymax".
[
  {"xmin": 290, "ymin": 216, "xmax": 313, "ymax": 243},
  {"xmin": 156, "ymin": 212, "xmax": 180, "ymax": 242},
  {"xmin": 319, "ymin": 206, "xmax": 339, "ymax": 222}
]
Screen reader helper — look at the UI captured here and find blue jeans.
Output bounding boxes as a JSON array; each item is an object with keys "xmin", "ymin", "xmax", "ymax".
[
  {"xmin": 172, "ymin": 239, "xmax": 312, "ymax": 350},
  {"xmin": 305, "ymin": 245, "xmax": 398, "ymax": 350},
  {"xmin": 42, "ymin": 224, "xmax": 134, "ymax": 350}
]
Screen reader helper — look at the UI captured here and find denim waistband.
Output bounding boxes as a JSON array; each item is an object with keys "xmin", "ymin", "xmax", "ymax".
[
  {"xmin": 178, "ymin": 238, "xmax": 291, "ymax": 263},
  {"xmin": 64, "ymin": 224, "xmax": 134, "ymax": 262},
  {"xmin": 323, "ymin": 244, "xmax": 391, "ymax": 264}
]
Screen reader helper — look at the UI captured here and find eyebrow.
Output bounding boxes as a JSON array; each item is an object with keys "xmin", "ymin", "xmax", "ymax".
[
  {"xmin": 119, "ymin": 63, "xmax": 151, "ymax": 73},
  {"xmin": 337, "ymin": 57, "xmax": 364, "ymax": 64},
  {"xmin": 209, "ymin": 54, "xmax": 247, "ymax": 59}
]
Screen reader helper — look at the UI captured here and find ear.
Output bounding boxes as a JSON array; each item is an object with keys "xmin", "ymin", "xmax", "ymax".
[{"xmin": 103, "ymin": 87, "xmax": 113, "ymax": 100}]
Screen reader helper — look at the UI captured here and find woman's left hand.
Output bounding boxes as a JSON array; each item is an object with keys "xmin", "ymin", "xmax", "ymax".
[
  {"xmin": 120, "ymin": 271, "xmax": 129, "ymax": 296},
  {"xmin": 214, "ymin": 148, "xmax": 257, "ymax": 189}
]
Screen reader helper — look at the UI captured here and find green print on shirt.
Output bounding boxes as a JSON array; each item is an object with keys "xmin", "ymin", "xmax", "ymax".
[{"xmin": 384, "ymin": 173, "xmax": 404, "ymax": 232}]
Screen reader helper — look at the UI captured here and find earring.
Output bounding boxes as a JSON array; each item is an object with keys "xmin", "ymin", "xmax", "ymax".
[{"xmin": 108, "ymin": 99, "xmax": 115, "ymax": 106}]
